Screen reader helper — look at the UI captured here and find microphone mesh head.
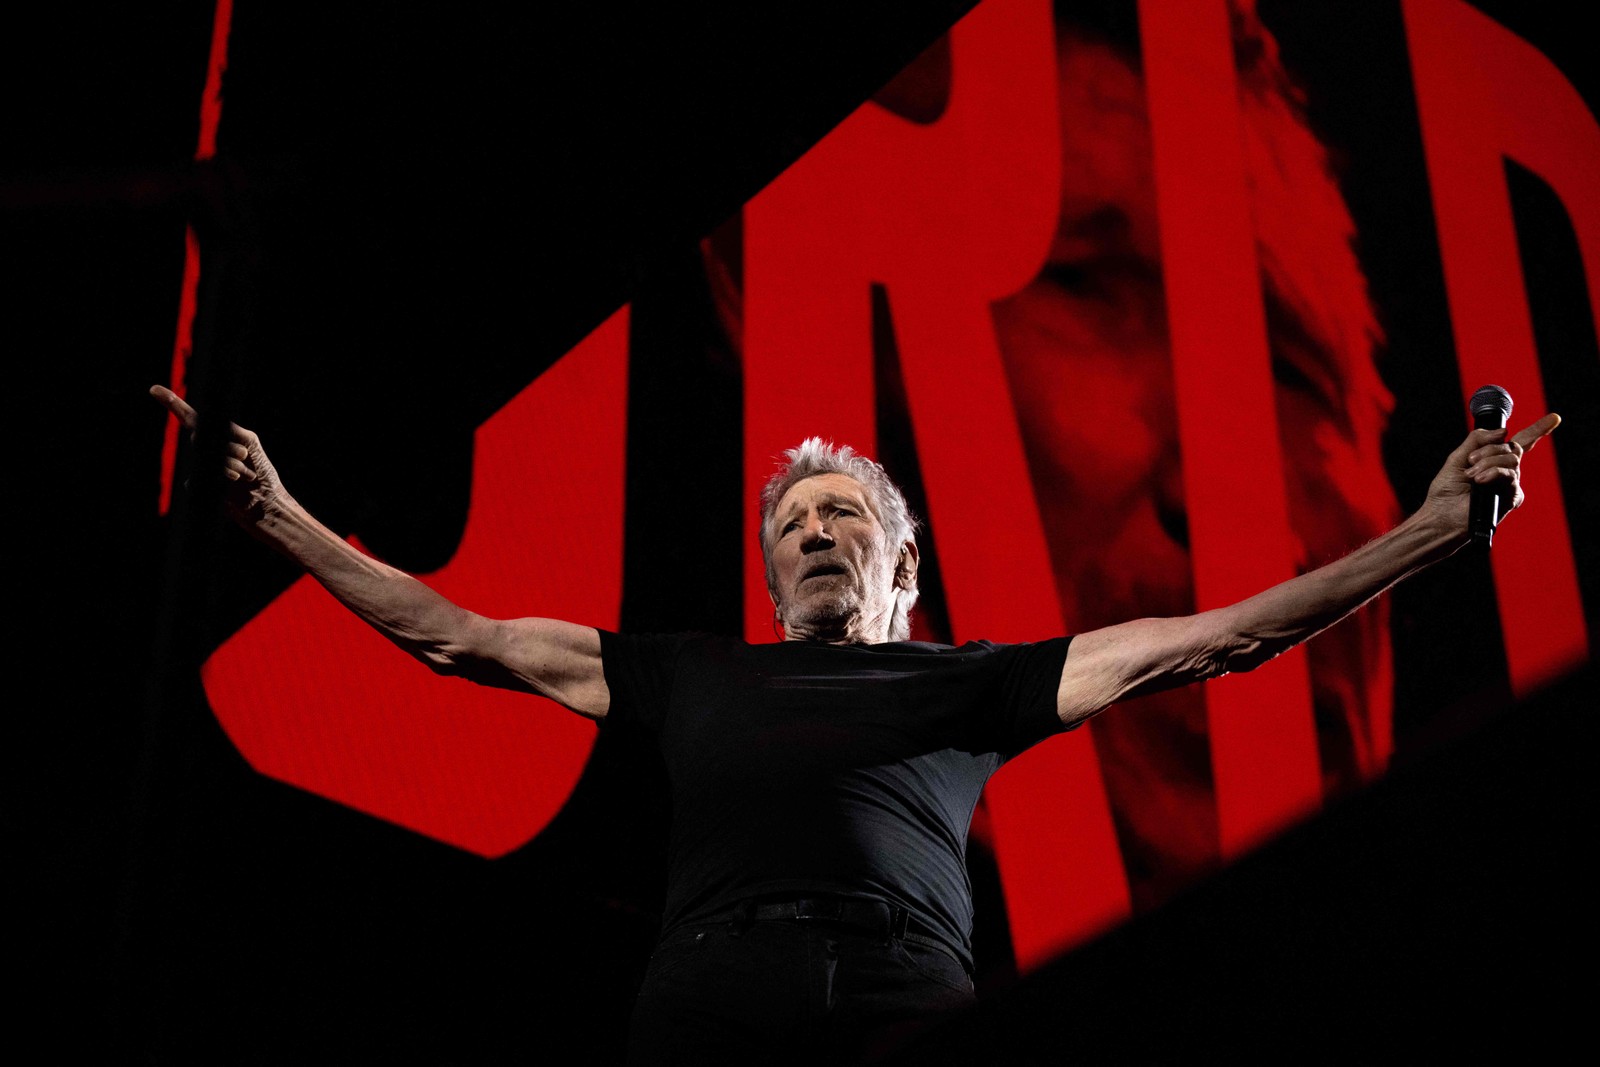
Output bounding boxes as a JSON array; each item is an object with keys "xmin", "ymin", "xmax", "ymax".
[{"xmin": 1470, "ymin": 384, "xmax": 1513, "ymax": 423}]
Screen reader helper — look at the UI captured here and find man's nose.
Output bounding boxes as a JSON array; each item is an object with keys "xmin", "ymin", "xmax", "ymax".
[{"xmin": 800, "ymin": 515, "xmax": 835, "ymax": 550}]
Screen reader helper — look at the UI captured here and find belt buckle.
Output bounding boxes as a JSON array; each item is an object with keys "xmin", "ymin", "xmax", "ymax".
[{"xmin": 794, "ymin": 897, "xmax": 841, "ymax": 923}]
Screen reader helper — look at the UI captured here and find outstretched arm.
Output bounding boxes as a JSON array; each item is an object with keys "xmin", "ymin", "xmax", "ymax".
[
  {"xmin": 150, "ymin": 386, "xmax": 610, "ymax": 719},
  {"xmin": 1055, "ymin": 413, "xmax": 1562, "ymax": 727}
]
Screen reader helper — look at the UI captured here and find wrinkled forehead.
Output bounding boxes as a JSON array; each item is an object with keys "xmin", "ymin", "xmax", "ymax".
[{"xmin": 773, "ymin": 473, "xmax": 875, "ymax": 524}]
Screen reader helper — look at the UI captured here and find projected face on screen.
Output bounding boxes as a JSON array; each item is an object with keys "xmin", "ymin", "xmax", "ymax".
[{"xmin": 991, "ymin": 23, "xmax": 1401, "ymax": 906}]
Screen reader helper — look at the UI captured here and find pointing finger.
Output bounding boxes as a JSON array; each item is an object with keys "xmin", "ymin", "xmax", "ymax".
[
  {"xmin": 1511, "ymin": 412, "xmax": 1561, "ymax": 453},
  {"xmin": 149, "ymin": 384, "xmax": 199, "ymax": 432}
]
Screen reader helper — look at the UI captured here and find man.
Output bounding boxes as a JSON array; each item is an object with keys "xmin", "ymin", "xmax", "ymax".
[
  {"xmin": 150, "ymin": 383, "xmax": 1556, "ymax": 1063},
  {"xmin": 694, "ymin": 1, "xmax": 1411, "ymax": 919}
]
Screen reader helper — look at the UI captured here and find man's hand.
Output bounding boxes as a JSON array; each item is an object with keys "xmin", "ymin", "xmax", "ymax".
[
  {"xmin": 1418, "ymin": 411, "xmax": 1562, "ymax": 543},
  {"xmin": 150, "ymin": 384, "xmax": 292, "ymax": 528}
]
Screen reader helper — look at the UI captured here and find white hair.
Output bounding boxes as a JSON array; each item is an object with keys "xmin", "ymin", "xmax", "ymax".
[{"xmin": 759, "ymin": 437, "xmax": 921, "ymax": 641}]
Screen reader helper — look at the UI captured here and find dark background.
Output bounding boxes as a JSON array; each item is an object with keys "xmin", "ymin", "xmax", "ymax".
[{"xmin": 11, "ymin": 1, "xmax": 1595, "ymax": 1059}]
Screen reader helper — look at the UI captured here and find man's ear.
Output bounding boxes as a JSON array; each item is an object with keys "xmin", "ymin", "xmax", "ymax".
[{"xmin": 895, "ymin": 542, "xmax": 920, "ymax": 589}]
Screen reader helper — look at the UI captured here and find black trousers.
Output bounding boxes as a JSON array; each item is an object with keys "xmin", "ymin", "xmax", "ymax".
[{"xmin": 626, "ymin": 908, "xmax": 976, "ymax": 1065}]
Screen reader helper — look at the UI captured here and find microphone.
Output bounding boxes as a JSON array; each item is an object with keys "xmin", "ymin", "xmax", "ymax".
[{"xmin": 1468, "ymin": 384, "xmax": 1513, "ymax": 548}]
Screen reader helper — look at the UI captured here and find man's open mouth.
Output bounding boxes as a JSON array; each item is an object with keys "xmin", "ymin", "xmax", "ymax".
[{"xmin": 803, "ymin": 564, "xmax": 848, "ymax": 581}]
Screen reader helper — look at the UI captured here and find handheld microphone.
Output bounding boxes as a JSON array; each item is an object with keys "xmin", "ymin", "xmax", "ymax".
[{"xmin": 1468, "ymin": 384, "xmax": 1513, "ymax": 548}]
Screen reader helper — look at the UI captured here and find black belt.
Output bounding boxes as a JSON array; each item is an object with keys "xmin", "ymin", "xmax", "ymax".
[{"xmin": 728, "ymin": 895, "xmax": 970, "ymax": 975}]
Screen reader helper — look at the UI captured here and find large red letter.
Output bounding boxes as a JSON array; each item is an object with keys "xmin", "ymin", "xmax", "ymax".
[
  {"xmin": 201, "ymin": 307, "xmax": 630, "ymax": 857},
  {"xmin": 744, "ymin": 0, "xmax": 1130, "ymax": 971},
  {"xmin": 1140, "ymin": 1, "xmax": 1321, "ymax": 857},
  {"xmin": 1405, "ymin": 0, "xmax": 1593, "ymax": 694}
]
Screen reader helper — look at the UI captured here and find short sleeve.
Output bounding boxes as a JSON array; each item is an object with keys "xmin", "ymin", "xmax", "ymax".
[
  {"xmin": 597, "ymin": 630, "xmax": 694, "ymax": 737},
  {"xmin": 988, "ymin": 636, "xmax": 1074, "ymax": 759}
]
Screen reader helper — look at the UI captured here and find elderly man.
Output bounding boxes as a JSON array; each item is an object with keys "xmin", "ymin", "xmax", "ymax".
[{"xmin": 152, "ymin": 384, "xmax": 1554, "ymax": 1063}]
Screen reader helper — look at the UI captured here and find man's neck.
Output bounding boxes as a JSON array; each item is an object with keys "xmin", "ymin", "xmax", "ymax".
[{"xmin": 782, "ymin": 609, "xmax": 893, "ymax": 646}]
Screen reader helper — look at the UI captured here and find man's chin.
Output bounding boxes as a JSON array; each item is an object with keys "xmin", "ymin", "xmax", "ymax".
[{"xmin": 785, "ymin": 596, "xmax": 860, "ymax": 635}]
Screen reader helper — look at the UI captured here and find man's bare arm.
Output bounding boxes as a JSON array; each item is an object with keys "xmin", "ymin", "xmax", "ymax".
[
  {"xmin": 150, "ymin": 385, "xmax": 610, "ymax": 719},
  {"xmin": 1055, "ymin": 413, "xmax": 1562, "ymax": 728}
]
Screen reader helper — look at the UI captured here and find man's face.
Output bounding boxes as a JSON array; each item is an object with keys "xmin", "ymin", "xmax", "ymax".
[
  {"xmin": 769, "ymin": 473, "xmax": 906, "ymax": 643},
  {"xmin": 991, "ymin": 31, "xmax": 1399, "ymax": 905}
]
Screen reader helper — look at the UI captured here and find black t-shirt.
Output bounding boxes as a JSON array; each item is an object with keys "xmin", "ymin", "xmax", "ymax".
[{"xmin": 598, "ymin": 631, "xmax": 1074, "ymax": 964}]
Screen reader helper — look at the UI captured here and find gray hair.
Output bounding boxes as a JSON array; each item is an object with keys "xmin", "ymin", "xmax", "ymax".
[{"xmin": 759, "ymin": 437, "xmax": 921, "ymax": 641}]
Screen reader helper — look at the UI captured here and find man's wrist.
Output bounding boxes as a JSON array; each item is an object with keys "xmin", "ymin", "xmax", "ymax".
[
  {"xmin": 1401, "ymin": 503, "xmax": 1469, "ymax": 564},
  {"xmin": 248, "ymin": 491, "xmax": 319, "ymax": 552}
]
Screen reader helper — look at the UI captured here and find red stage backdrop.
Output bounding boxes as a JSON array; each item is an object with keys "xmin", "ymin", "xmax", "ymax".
[{"xmin": 168, "ymin": 0, "xmax": 1595, "ymax": 979}]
